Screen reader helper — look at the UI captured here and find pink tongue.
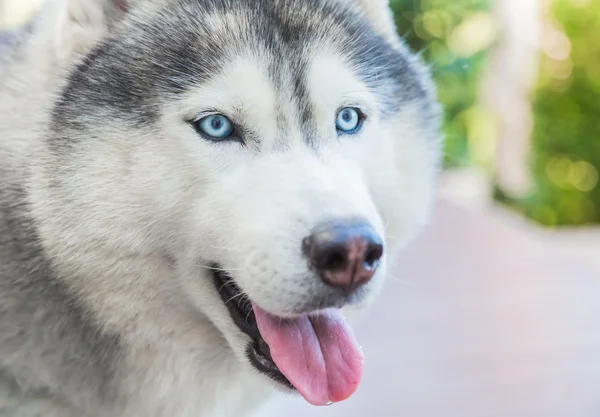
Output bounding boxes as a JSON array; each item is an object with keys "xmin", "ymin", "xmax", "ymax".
[{"xmin": 253, "ymin": 305, "xmax": 364, "ymax": 406}]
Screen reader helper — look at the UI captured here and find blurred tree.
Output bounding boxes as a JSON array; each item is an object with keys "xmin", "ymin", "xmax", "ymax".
[
  {"xmin": 389, "ymin": 0, "xmax": 493, "ymax": 168},
  {"xmin": 497, "ymin": 0, "xmax": 600, "ymax": 226},
  {"xmin": 391, "ymin": 0, "xmax": 600, "ymax": 227}
]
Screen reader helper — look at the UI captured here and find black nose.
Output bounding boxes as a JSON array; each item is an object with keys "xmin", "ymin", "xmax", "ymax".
[{"xmin": 303, "ymin": 219, "xmax": 384, "ymax": 292}]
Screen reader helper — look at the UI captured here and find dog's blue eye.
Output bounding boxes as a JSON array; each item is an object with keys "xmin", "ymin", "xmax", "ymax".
[
  {"xmin": 335, "ymin": 107, "xmax": 362, "ymax": 134},
  {"xmin": 195, "ymin": 114, "xmax": 233, "ymax": 139}
]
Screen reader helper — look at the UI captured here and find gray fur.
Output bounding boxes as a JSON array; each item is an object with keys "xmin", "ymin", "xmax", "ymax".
[{"xmin": 0, "ymin": 0, "xmax": 442, "ymax": 415}]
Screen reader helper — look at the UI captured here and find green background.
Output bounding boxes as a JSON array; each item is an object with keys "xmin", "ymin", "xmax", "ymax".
[{"xmin": 389, "ymin": 0, "xmax": 600, "ymax": 227}]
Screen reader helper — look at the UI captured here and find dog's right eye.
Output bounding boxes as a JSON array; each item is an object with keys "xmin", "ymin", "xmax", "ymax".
[
  {"xmin": 193, "ymin": 114, "xmax": 233, "ymax": 140},
  {"xmin": 335, "ymin": 107, "xmax": 364, "ymax": 135}
]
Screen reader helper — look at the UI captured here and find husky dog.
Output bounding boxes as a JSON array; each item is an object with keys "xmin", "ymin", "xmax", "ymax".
[{"xmin": 0, "ymin": 0, "xmax": 441, "ymax": 415}]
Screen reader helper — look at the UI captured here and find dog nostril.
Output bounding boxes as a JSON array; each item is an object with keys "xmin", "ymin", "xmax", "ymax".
[
  {"xmin": 364, "ymin": 244, "xmax": 384, "ymax": 270},
  {"xmin": 319, "ymin": 248, "xmax": 348, "ymax": 272}
]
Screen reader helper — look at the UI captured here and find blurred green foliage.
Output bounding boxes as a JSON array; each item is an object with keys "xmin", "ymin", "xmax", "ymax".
[
  {"xmin": 391, "ymin": 0, "xmax": 600, "ymax": 227},
  {"xmin": 389, "ymin": 0, "xmax": 493, "ymax": 168},
  {"xmin": 498, "ymin": 0, "xmax": 600, "ymax": 226}
]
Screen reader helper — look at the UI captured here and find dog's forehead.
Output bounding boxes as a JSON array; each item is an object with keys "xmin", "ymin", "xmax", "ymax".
[
  {"xmin": 56, "ymin": 0, "xmax": 434, "ymax": 130},
  {"xmin": 129, "ymin": 0, "xmax": 415, "ymax": 94}
]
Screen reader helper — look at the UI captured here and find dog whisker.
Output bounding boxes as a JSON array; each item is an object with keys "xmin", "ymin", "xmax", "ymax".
[
  {"xmin": 383, "ymin": 219, "xmax": 390, "ymax": 232},
  {"xmin": 245, "ymin": 307, "xmax": 254, "ymax": 324},
  {"xmin": 386, "ymin": 274, "xmax": 418, "ymax": 288},
  {"xmin": 224, "ymin": 291, "xmax": 247, "ymax": 306},
  {"xmin": 208, "ymin": 244, "xmax": 246, "ymax": 253},
  {"xmin": 194, "ymin": 264, "xmax": 242, "ymax": 273}
]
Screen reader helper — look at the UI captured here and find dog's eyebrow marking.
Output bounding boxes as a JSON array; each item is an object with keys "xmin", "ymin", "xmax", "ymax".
[
  {"xmin": 264, "ymin": 48, "xmax": 316, "ymax": 150},
  {"xmin": 290, "ymin": 61, "xmax": 319, "ymax": 148}
]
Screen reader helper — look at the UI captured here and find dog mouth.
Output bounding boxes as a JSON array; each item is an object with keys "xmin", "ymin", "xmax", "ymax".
[
  {"xmin": 211, "ymin": 267, "xmax": 293, "ymax": 390},
  {"xmin": 211, "ymin": 265, "xmax": 365, "ymax": 406}
]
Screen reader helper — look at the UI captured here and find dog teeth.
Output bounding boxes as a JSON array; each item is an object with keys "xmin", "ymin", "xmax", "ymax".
[
  {"xmin": 254, "ymin": 346, "xmax": 278, "ymax": 371},
  {"xmin": 258, "ymin": 338, "xmax": 271, "ymax": 358}
]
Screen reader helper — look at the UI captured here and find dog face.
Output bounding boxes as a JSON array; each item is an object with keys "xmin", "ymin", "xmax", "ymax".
[{"xmin": 37, "ymin": 0, "xmax": 441, "ymax": 405}]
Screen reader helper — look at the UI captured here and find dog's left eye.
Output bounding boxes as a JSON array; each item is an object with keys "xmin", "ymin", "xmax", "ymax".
[
  {"xmin": 194, "ymin": 114, "xmax": 233, "ymax": 140},
  {"xmin": 335, "ymin": 107, "xmax": 363, "ymax": 134}
]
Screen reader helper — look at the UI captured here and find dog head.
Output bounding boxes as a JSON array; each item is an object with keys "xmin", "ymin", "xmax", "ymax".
[{"xmin": 34, "ymin": 0, "xmax": 441, "ymax": 405}]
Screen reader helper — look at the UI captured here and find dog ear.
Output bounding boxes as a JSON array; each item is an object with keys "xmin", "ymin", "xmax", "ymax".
[
  {"xmin": 352, "ymin": 0, "xmax": 402, "ymax": 48},
  {"xmin": 44, "ymin": 0, "xmax": 127, "ymax": 62}
]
